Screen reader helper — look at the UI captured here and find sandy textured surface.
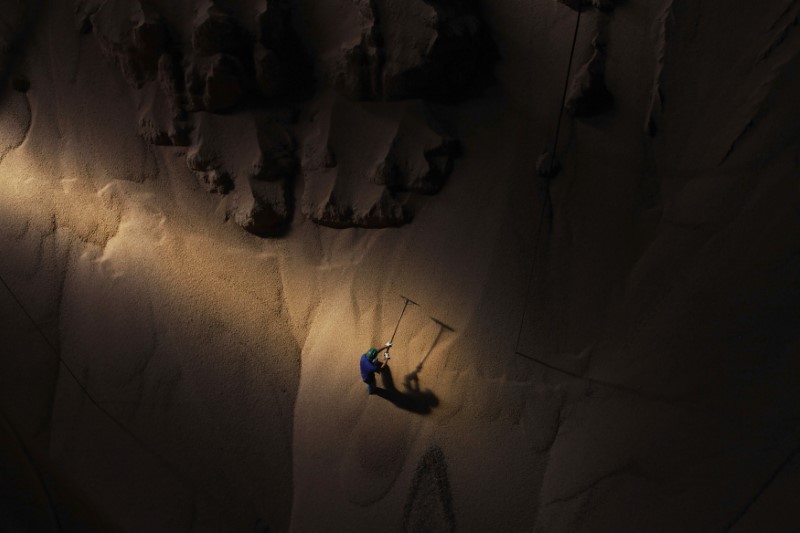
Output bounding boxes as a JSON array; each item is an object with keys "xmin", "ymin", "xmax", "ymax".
[{"xmin": 0, "ymin": 0, "xmax": 799, "ymax": 531}]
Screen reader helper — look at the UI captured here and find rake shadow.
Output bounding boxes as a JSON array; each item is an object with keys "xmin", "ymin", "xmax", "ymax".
[{"xmin": 375, "ymin": 364, "xmax": 438, "ymax": 415}]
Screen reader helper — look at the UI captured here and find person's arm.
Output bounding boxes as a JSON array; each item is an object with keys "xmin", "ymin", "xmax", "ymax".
[
  {"xmin": 380, "ymin": 341, "xmax": 392, "ymax": 366},
  {"xmin": 374, "ymin": 342, "xmax": 392, "ymax": 370}
]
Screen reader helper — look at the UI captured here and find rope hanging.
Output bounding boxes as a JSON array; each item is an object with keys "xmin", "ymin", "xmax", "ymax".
[
  {"xmin": 550, "ymin": 1, "xmax": 584, "ymax": 175},
  {"xmin": 514, "ymin": 1, "xmax": 583, "ymax": 354}
]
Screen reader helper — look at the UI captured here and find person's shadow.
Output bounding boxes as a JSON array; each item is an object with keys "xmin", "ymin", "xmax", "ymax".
[
  {"xmin": 375, "ymin": 364, "xmax": 439, "ymax": 415},
  {"xmin": 374, "ymin": 318, "xmax": 453, "ymax": 415}
]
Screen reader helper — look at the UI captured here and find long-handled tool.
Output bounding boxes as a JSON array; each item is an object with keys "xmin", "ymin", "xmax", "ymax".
[{"xmin": 384, "ymin": 295, "xmax": 419, "ymax": 359}]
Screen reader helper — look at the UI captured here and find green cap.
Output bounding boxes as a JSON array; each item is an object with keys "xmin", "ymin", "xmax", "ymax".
[{"xmin": 366, "ymin": 348, "xmax": 378, "ymax": 361}]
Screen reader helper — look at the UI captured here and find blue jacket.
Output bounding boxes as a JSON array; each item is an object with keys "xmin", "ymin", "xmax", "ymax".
[{"xmin": 360, "ymin": 354, "xmax": 381, "ymax": 382}]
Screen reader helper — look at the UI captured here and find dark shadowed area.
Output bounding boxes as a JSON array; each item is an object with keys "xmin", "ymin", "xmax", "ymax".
[{"xmin": 0, "ymin": 0, "xmax": 798, "ymax": 531}]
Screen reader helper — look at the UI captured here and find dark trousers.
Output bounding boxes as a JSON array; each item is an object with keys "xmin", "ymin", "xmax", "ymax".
[{"xmin": 365, "ymin": 374, "xmax": 377, "ymax": 394}]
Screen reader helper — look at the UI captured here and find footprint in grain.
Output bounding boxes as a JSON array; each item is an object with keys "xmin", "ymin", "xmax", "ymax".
[{"xmin": 403, "ymin": 445, "xmax": 455, "ymax": 533}]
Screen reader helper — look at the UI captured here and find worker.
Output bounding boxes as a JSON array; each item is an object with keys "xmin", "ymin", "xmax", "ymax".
[{"xmin": 360, "ymin": 342, "xmax": 392, "ymax": 394}]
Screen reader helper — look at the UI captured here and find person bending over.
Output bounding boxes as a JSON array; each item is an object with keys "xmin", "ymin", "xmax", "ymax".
[{"xmin": 360, "ymin": 343, "xmax": 392, "ymax": 395}]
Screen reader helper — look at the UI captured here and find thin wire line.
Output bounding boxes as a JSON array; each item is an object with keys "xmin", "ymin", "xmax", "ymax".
[
  {"xmin": 514, "ymin": 195, "xmax": 549, "ymax": 352},
  {"xmin": 0, "ymin": 274, "xmax": 96, "ymax": 406},
  {"xmin": 0, "ymin": 408, "xmax": 64, "ymax": 531},
  {"xmin": 0, "ymin": 271, "xmax": 228, "ymax": 517},
  {"xmin": 514, "ymin": 350, "xmax": 677, "ymax": 404},
  {"xmin": 551, "ymin": 1, "xmax": 584, "ymax": 174},
  {"xmin": 515, "ymin": 1, "xmax": 583, "ymax": 353},
  {"xmin": 724, "ymin": 443, "xmax": 800, "ymax": 531}
]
